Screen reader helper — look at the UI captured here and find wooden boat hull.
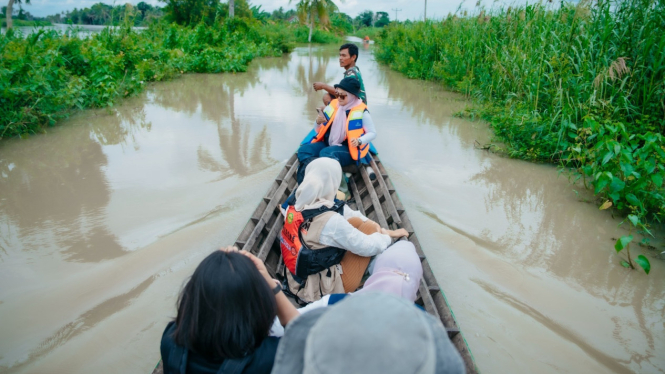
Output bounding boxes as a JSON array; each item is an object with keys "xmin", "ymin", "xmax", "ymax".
[{"xmin": 152, "ymin": 153, "xmax": 477, "ymax": 374}]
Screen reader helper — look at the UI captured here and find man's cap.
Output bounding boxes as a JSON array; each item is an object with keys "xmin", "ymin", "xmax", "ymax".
[
  {"xmin": 334, "ymin": 77, "xmax": 361, "ymax": 99},
  {"xmin": 272, "ymin": 292, "xmax": 465, "ymax": 374}
]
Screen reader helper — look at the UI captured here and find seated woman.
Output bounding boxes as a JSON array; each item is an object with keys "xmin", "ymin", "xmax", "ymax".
[
  {"xmin": 296, "ymin": 76, "xmax": 376, "ymax": 185},
  {"xmin": 160, "ymin": 248, "xmax": 299, "ymax": 374},
  {"xmin": 297, "ymin": 240, "xmax": 423, "ymax": 314},
  {"xmin": 280, "ymin": 158, "xmax": 407, "ymax": 304}
]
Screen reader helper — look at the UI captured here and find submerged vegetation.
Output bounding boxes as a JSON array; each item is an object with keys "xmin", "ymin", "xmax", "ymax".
[
  {"xmin": 376, "ymin": 0, "xmax": 665, "ymax": 273},
  {"xmin": 0, "ymin": 19, "xmax": 295, "ymax": 139}
]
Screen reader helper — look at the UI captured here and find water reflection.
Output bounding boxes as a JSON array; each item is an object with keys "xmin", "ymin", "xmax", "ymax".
[{"xmin": 0, "ymin": 124, "xmax": 124, "ymax": 262}]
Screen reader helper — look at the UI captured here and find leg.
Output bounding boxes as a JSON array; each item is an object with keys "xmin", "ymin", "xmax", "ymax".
[
  {"xmin": 319, "ymin": 145, "xmax": 355, "ymax": 167},
  {"xmin": 340, "ymin": 217, "xmax": 381, "ymax": 293}
]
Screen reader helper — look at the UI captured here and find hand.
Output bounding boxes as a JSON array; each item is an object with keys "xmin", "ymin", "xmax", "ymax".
[
  {"xmin": 313, "ymin": 82, "xmax": 325, "ymax": 91},
  {"xmin": 222, "ymin": 246, "xmax": 274, "ymax": 285},
  {"xmin": 316, "ymin": 114, "xmax": 326, "ymax": 124},
  {"xmin": 350, "ymin": 138, "xmax": 361, "ymax": 147},
  {"xmin": 381, "ymin": 228, "xmax": 410, "ymax": 239}
]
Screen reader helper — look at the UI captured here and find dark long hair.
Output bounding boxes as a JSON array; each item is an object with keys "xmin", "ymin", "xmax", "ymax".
[{"xmin": 172, "ymin": 250, "xmax": 277, "ymax": 359}]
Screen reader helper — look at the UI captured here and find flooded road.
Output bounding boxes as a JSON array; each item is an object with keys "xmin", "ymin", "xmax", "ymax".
[{"xmin": 1, "ymin": 45, "xmax": 663, "ymax": 373}]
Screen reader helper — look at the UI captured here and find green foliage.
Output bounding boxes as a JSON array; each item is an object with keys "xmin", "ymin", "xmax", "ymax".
[
  {"xmin": 292, "ymin": 24, "xmax": 340, "ymax": 43},
  {"xmin": 1, "ymin": 19, "xmax": 51, "ymax": 27},
  {"xmin": 355, "ymin": 10, "xmax": 373, "ymax": 28},
  {"xmin": 373, "ymin": 11, "xmax": 390, "ymax": 27},
  {"xmin": 0, "ymin": 19, "xmax": 295, "ymax": 139},
  {"xmin": 330, "ymin": 11, "xmax": 353, "ymax": 34},
  {"xmin": 160, "ymin": 0, "xmax": 218, "ymax": 25},
  {"xmin": 46, "ymin": 2, "xmax": 163, "ymax": 26},
  {"xmin": 352, "ymin": 26, "xmax": 384, "ymax": 39},
  {"xmin": 377, "ymin": 0, "xmax": 665, "ymax": 270}
]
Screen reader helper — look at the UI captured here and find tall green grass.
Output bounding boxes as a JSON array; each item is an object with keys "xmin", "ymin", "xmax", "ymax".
[
  {"xmin": 0, "ymin": 19, "xmax": 295, "ymax": 140},
  {"xmin": 376, "ymin": 0, "xmax": 664, "ymax": 272}
]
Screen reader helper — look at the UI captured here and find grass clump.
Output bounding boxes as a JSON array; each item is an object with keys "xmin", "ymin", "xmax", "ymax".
[
  {"xmin": 0, "ymin": 18, "xmax": 295, "ymax": 140},
  {"xmin": 376, "ymin": 0, "xmax": 665, "ymax": 272}
]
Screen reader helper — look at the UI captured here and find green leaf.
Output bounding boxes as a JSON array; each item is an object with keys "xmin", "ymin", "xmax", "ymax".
[
  {"xmin": 651, "ymin": 174, "xmax": 663, "ymax": 187},
  {"xmin": 595, "ymin": 179, "xmax": 610, "ymax": 194},
  {"xmin": 625, "ymin": 194, "xmax": 641, "ymax": 207},
  {"xmin": 615, "ymin": 235, "xmax": 633, "ymax": 252},
  {"xmin": 602, "ymin": 151, "xmax": 614, "ymax": 165},
  {"xmin": 635, "ymin": 255, "xmax": 650, "ymax": 274},
  {"xmin": 621, "ymin": 261, "xmax": 631, "ymax": 268},
  {"xmin": 609, "ymin": 178, "xmax": 625, "ymax": 193},
  {"xmin": 628, "ymin": 214, "xmax": 638, "ymax": 227},
  {"xmin": 568, "ymin": 132, "xmax": 578, "ymax": 139}
]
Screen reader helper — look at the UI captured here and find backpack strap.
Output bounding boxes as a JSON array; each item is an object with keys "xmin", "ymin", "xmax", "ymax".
[
  {"xmin": 216, "ymin": 355, "xmax": 252, "ymax": 374},
  {"xmin": 301, "ymin": 200, "xmax": 346, "ymax": 221}
]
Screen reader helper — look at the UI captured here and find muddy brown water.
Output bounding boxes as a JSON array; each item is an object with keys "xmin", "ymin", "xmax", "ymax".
[{"xmin": 1, "ymin": 45, "xmax": 663, "ymax": 374}]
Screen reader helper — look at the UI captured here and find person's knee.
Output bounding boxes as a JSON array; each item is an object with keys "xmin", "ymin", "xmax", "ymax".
[
  {"xmin": 298, "ymin": 144, "xmax": 319, "ymax": 161},
  {"xmin": 347, "ymin": 217, "xmax": 364, "ymax": 229},
  {"xmin": 357, "ymin": 220, "xmax": 381, "ymax": 235},
  {"xmin": 319, "ymin": 147, "xmax": 342, "ymax": 161}
]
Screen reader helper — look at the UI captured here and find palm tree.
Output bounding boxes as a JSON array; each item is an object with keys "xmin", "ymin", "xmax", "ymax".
[
  {"xmin": 5, "ymin": 0, "xmax": 29, "ymax": 29},
  {"xmin": 290, "ymin": 0, "xmax": 340, "ymax": 43}
]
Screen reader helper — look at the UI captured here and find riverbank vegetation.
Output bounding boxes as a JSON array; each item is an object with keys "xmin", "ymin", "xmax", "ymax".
[
  {"xmin": 0, "ymin": 18, "xmax": 294, "ymax": 139},
  {"xmin": 1, "ymin": 0, "xmax": 360, "ymax": 141},
  {"xmin": 376, "ymin": 0, "xmax": 664, "ymax": 273}
]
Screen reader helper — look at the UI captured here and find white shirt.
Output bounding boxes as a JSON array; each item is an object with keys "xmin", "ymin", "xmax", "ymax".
[{"xmin": 318, "ymin": 206, "xmax": 392, "ymax": 257}]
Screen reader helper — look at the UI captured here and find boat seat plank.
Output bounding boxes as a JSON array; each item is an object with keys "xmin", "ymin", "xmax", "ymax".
[
  {"xmin": 368, "ymin": 157, "xmax": 401, "ymax": 225},
  {"xmin": 359, "ymin": 167, "xmax": 389, "ymax": 228},
  {"xmin": 347, "ymin": 176, "xmax": 366, "ymax": 216}
]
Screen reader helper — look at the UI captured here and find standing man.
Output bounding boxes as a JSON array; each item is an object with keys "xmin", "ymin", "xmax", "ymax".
[{"xmin": 313, "ymin": 43, "xmax": 367, "ymax": 104}]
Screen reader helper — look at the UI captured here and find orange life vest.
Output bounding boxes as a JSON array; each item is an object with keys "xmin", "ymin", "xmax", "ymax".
[
  {"xmin": 279, "ymin": 202, "xmax": 347, "ymax": 279},
  {"xmin": 312, "ymin": 99, "xmax": 370, "ymax": 161}
]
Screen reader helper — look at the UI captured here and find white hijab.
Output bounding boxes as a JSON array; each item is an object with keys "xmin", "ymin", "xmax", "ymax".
[{"xmin": 294, "ymin": 158, "xmax": 342, "ymax": 212}]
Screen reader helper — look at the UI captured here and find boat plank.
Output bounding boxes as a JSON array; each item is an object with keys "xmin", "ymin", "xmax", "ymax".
[
  {"xmin": 359, "ymin": 166, "xmax": 389, "ymax": 228},
  {"xmin": 368, "ymin": 157, "xmax": 401, "ymax": 225}
]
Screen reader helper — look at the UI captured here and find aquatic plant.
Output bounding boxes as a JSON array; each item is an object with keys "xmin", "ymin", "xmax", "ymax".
[
  {"xmin": 0, "ymin": 18, "xmax": 296, "ymax": 139},
  {"xmin": 376, "ymin": 0, "xmax": 665, "ymax": 274}
]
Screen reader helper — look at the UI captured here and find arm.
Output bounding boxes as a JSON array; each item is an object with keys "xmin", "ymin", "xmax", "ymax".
[
  {"xmin": 342, "ymin": 205, "xmax": 368, "ymax": 222},
  {"xmin": 359, "ymin": 111, "xmax": 376, "ymax": 145},
  {"xmin": 349, "ymin": 111, "xmax": 376, "ymax": 147},
  {"xmin": 319, "ymin": 214, "xmax": 392, "ymax": 257},
  {"xmin": 313, "ymin": 82, "xmax": 336, "ymax": 96}
]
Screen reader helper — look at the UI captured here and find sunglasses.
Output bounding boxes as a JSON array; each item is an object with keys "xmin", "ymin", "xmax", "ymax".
[{"xmin": 335, "ymin": 92, "xmax": 348, "ymax": 100}]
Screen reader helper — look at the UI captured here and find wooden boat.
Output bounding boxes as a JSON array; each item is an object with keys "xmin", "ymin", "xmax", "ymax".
[{"xmin": 152, "ymin": 153, "xmax": 477, "ymax": 374}]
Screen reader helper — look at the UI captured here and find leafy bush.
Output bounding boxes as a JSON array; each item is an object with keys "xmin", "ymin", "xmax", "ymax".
[
  {"xmin": 292, "ymin": 25, "xmax": 340, "ymax": 44},
  {"xmin": 376, "ymin": 0, "xmax": 665, "ymax": 273},
  {"xmin": 0, "ymin": 18, "xmax": 295, "ymax": 139}
]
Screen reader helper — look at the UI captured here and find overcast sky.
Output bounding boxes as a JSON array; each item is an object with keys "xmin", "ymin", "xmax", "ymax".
[{"xmin": 25, "ymin": 0, "xmax": 513, "ymax": 20}]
